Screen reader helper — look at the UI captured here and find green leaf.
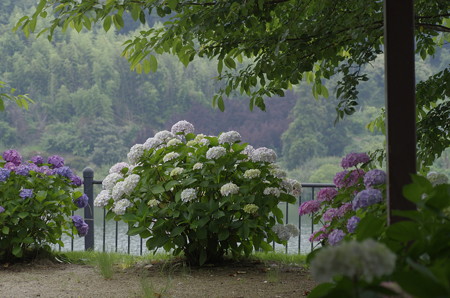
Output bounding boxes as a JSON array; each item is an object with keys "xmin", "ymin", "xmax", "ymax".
[
  {"xmin": 218, "ymin": 229, "xmax": 229, "ymax": 241},
  {"xmin": 199, "ymin": 249, "xmax": 207, "ymax": 266},
  {"xmin": 217, "ymin": 59, "xmax": 223, "ymax": 74},
  {"xmin": 224, "ymin": 57, "xmax": 236, "ymax": 69},
  {"xmin": 171, "ymin": 226, "xmax": 185, "ymax": 237},
  {"xmin": 12, "ymin": 246, "xmax": 23, "ymax": 257},
  {"xmin": 127, "ymin": 226, "xmax": 146, "ymax": 236},
  {"xmin": 149, "ymin": 55, "xmax": 158, "ymax": 72},
  {"xmin": 165, "ymin": 180, "xmax": 179, "ymax": 191},
  {"xmin": 307, "ymin": 283, "xmax": 335, "ymax": 298},
  {"xmin": 386, "ymin": 221, "xmax": 419, "ymax": 242},
  {"xmin": 150, "ymin": 185, "xmax": 165, "ymax": 194},
  {"xmin": 217, "ymin": 96, "xmax": 225, "ymax": 111},
  {"xmin": 2, "ymin": 226, "xmax": 9, "ymax": 235},
  {"xmin": 146, "ymin": 235, "xmax": 169, "ymax": 250},
  {"xmin": 356, "ymin": 214, "xmax": 386, "ymax": 240},
  {"xmin": 35, "ymin": 190, "xmax": 47, "ymax": 202},
  {"xmin": 103, "ymin": 15, "xmax": 112, "ymax": 31},
  {"xmin": 18, "ymin": 212, "xmax": 29, "ymax": 219}
]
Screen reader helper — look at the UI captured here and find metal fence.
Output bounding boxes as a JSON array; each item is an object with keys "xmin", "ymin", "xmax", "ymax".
[{"xmin": 67, "ymin": 167, "xmax": 335, "ymax": 255}]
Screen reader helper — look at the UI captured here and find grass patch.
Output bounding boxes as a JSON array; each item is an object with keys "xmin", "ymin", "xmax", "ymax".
[{"xmin": 252, "ymin": 251, "xmax": 307, "ymax": 266}]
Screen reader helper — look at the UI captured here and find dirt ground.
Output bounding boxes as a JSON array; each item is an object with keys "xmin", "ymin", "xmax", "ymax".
[{"xmin": 0, "ymin": 259, "xmax": 316, "ymax": 298}]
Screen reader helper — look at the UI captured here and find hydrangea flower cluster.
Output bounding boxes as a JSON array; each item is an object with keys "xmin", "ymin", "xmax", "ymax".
[
  {"xmin": 95, "ymin": 121, "xmax": 301, "ymax": 265},
  {"xmin": 71, "ymin": 215, "xmax": 89, "ymax": 237},
  {"xmin": 300, "ymin": 152, "xmax": 386, "ymax": 246},
  {"xmin": 427, "ymin": 172, "xmax": 449, "ymax": 186},
  {"xmin": 19, "ymin": 189, "xmax": 34, "ymax": 199},
  {"xmin": 310, "ymin": 239, "xmax": 396, "ymax": 283},
  {"xmin": 271, "ymin": 224, "xmax": 300, "ymax": 241}
]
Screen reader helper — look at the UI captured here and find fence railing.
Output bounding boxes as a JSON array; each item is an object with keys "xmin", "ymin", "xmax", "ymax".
[{"xmin": 70, "ymin": 167, "xmax": 335, "ymax": 255}]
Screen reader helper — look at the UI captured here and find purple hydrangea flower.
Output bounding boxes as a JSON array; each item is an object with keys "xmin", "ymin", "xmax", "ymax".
[
  {"xmin": 4, "ymin": 162, "xmax": 16, "ymax": 171},
  {"xmin": 15, "ymin": 164, "xmax": 32, "ymax": 176},
  {"xmin": 54, "ymin": 166, "xmax": 73, "ymax": 178},
  {"xmin": 309, "ymin": 225, "xmax": 329, "ymax": 242},
  {"xmin": 333, "ymin": 169, "xmax": 365, "ymax": 188},
  {"xmin": 35, "ymin": 166, "xmax": 54, "ymax": 175},
  {"xmin": 77, "ymin": 222, "xmax": 89, "ymax": 237},
  {"xmin": 352, "ymin": 189, "xmax": 383, "ymax": 210},
  {"xmin": 74, "ymin": 194, "xmax": 89, "ymax": 208},
  {"xmin": 341, "ymin": 152, "xmax": 370, "ymax": 169},
  {"xmin": 299, "ymin": 200, "xmax": 321, "ymax": 215},
  {"xmin": 2, "ymin": 149, "xmax": 22, "ymax": 166},
  {"xmin": 48, "ymin": 155, "xmax": 65, "ymax": 168},
  {"xmin": 70, "ymin": 175, "xmax": 83, "ymax": 187},
  {"xmin": 364, "ymin": 169, "xmax": 387, "ymax": 188},
  {"xmin": 328, "ymin": 229, "xmax": 345, "ymax": 246},
  {"xmin": 337, "ymin": 202, "xmax": 353, "ymax": 217},
  {"xmin": 316, "ymin": 187, "xmax": 338, "ymax": 202},
  {"xmin": 71, "ymin": 215, "xmax": 84, "ymax": 226},
  {"xmin": 322, "ymin": 208, "xmax": 339, "ymax": 222},
  {"xmin": 30, "ymin": 155, "xmax": 44, "ymax": 165},
  {"xmin": 0, "ymin": 206, "xmax": 5, "ymax": 213},
  {"xmin": 0, "ymin": 168, "xmax": 11, "ymax": 182},
  {"xmin": 19, "ymin": 188, "xmax": 34, "ymax": 199},
  {"xmin": 347, "ymin": 216, "xmax": 361, "ymax": 233},
  {"xmin": 71, "ymin": 215, "xmax": 88, "ymax": 237}
]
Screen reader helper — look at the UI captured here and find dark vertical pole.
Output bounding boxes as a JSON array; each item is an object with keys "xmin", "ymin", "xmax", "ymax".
[
  {"xmin": 83, "ymin": 167, "xmax": 95, "ymax": 250},
  {"xmin": 384, "ymin": 0, "xmax": 417, "ymax": 224}
]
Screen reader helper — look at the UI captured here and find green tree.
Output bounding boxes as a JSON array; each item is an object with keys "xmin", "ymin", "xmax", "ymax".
[{"xmin": 15, "ymin": 0, "xmax": 450, "ymax": 168}]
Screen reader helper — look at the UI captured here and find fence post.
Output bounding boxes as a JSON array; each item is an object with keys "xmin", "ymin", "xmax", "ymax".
[{"xmin": 83, "ymin": 167, "xmax": 95, "ymax": 251}]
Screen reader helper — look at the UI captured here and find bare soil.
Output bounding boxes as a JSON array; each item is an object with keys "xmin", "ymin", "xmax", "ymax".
[{"xmin": 0, "ymin": 259, "xmax": 316, "ymax": 298}]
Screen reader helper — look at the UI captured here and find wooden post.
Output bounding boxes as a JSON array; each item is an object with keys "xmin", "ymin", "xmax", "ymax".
[{"xmin": 384, "ymin": 0, "xmax": 417, "ymax": 224}]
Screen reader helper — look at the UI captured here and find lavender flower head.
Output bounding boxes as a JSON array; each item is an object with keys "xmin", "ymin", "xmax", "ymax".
[
  {"xmin": 171, "ymin": 120, "xmax": 195, "ymax": 135},
  {"xmin": 48, "ymin": 155, "xmax": 64, "ymax": 168},
  {"xmin": 74, "ymin": 194, "xmax": 89, "ymax": 208},
  {"xmin": 337, "ymin": 202, "xmax": 353, "ymax": 217},
  {"xmin": 2, "ymin": 149, "xmax": 22, "ymax": 166},
  {"xmin": 347, "ymin": 216, "xmax": 361, "ymax": 233},
  {"xmin": 70, "ymin": 175, "xmax": 83, "ymax": 187},
  {"xmin": 322, "ymin": 208, "xmax": 339, "ymax": 222},
  {"xmin": 4, "ymin": 162, "xmax": 16, "ymax": 171},
  {"xmin": 36, "ymin": 166, "xmax": 54, "ymax": 175},
  {"xmin": 71, "ymin": 215, "xmax": 88, "ymax": 237},
  {"xmin": 15, "ymin": 164, "xmax": 31, "ymax": 176},
  {"xmin": 20, "ymin": 189, "xmax": 34, "ymax": 199},
  {"xmin": 54, "ymin": 166, "xmax": 73, "ymax": 178},
  {"xmin": 0, "ymin": 206, "xmax": 5, "ymax": 213},
  {"xmin": 30, "ymin": 155, "xmax": 44, "ymax": 165},
  {"xmin": 328, "ymin": 229, "xmax": 345, "ymax": 246},
  {"xmin": 0, "ymin": 168, "xmax": 11, "ymax": 182},
  {"xmin": 364, "ymin": 169, "xmax": 386, "ymax": 188},
  {"xmin": 341, "ymin": 152, "xmax": 370, "ymax": 169},
  {"xmin": 299, "ymin": 200, "xmax": 321, "ymax": 215},
  {"xmin": 316, "ymin": 188, "xmax": 338, "ymax": 202},
  {"xmin": 352, "ymin": 188, "xmax": 383, "ymax": 210},
  {"xmin": 333, "ymin": 169, "xmax": 365, "ymax": 188}
]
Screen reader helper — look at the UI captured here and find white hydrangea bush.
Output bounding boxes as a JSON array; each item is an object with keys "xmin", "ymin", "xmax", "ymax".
[{"xmin": 95, "ymin": 120, "xmax": 301, "ymax": 265}]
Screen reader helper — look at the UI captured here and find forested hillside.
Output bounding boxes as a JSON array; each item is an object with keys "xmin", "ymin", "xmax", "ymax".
[{"xmin": 0, "ymin": 1, "xmax": 448, "ymax": 180}]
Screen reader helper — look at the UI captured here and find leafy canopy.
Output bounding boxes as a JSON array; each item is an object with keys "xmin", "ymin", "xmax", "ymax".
[{"xmin": 14, "ymin": 0, "xmax": 450, "ymax": 168}]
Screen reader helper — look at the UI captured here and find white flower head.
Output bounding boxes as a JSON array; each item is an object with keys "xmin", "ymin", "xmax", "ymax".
[
  {"xmin": 186, "ymin": 140, "xmax": 198, "ymax": 147},
  {"xmin": 123, "ymin": 174, "xmax": 140, "ymax": 195},
  {"xmin": 154, "ymin": 130, "xmax": 175, "ymax": 142},
  {"xmin": 220, "ymin": 182, "xmax": 239, "ymax": 196},
  {"xmin": 112, "ymin": 181, "xmax": 126, "ymax": 201},
  {"xmin": 194, "ymin": 134, "xmax": 207, "ymax": 142},
  {"xmin": 163, "ymin": 152, "xmax": 180, "ymax": 163},
  {"xmin": 102, "ymin": 172, "xmax": 123, "ymax": 191},
  {"xmin": 242, "ymin": 144, "xmax": 255, "ymax": 156},
  {"xmin": 147, "ymin": 199, "xmax": 159, "ymax": 207},
  {"xmin": 206, "ymin": 146, "xmax": 227, "ymax": 159},
  {"xmin": 109, "ymin": 162, "xmax": 130, "ymax": 174},
  {"xmin": 94, "ymin": 190, "xmax": 112, "ymax": 207},
  {"xmin": 193, "ymin": 162, "xmax": 203, "ymax": 170},
  {"xmin": 143, "ymin": 137, "xmax": 163, "ymax": 150},
  {"xmin": 170, "ymin": 167, "xmax": 184, "ymax": 177},
  {"xmin": 310, "ymin": 239, "xmax": 397, "ymax": 283},
  {"xmin": 272, "ymin": 224, "xmax": 291, "ymax": 241},
  {"xmin": 285, "ymin": 223, "xmax": 299, "ymax": 237},
  {"xmin": 243, "ymin": 204, "xmax": 259, "ymax": 214},
  {"xmin": 171, "ymin": 120, "xmax": 195, "ymax": 135},
  {"xmin": 243, "ymin": 169, "xmax": 261, "ymax": 179},
  {"xmin": 199, "ymin": 138, "xmax": 210, "ymax": 146},
  {"xmin": 112, "ymin": 199, "xmax": 132, "ymax": 215},
  {"xmin": 127, "ymin": 144, "xmax": 144, "ymax": 165},
  {"xmin": 281, "ymin": 178, "xmax": 302, "ymax": 197},
  {"xmin": 181, "ymin": 188, "xmax": 197, "ymax": 202},
  {"xmin": 269, "ymin": 164, "xmax": 287, "ymax": 178},
  {"xmin": 263, "ymin": 187, "xmax": 281, "ymax": 197},
  {"xmin": 218, "ymin": 131, "xmax": 241, "ymax": 144},
  {"xmin": 167, "ymin": 138, "xmax": 182, "ymax": 146},
  {"xmin": 250, "ymin": 147, "xmax": 277, "ymax": 163},
  {"xmin": 427, "ymin": 172, "xmax": 449, "ymax": 186}
]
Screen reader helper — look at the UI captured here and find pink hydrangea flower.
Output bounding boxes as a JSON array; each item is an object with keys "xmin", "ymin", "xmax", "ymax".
[
  {"xmin": 299, "ymin": 200, "xmax": 321, "ymax": 215},
  {"xmin": 316, "ymin": 187, "xmax": 338, "ymax": 202},
  {"xmin": 341, "ymin": 152, "xmax": 370, "ymax": 169}
]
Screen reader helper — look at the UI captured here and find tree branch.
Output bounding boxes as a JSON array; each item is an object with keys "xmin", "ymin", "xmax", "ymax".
[{"xmin": 416, "ymin": 23, "xmax": 450, "ymax": 33}]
